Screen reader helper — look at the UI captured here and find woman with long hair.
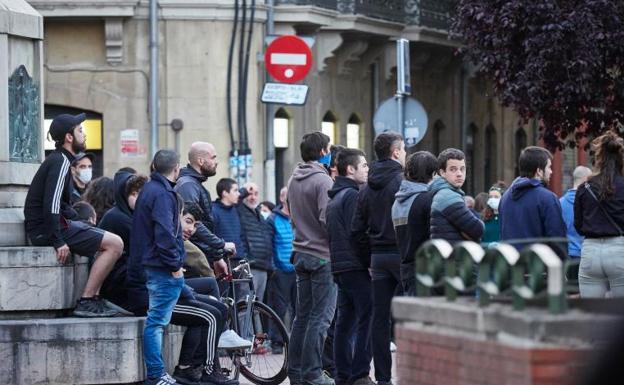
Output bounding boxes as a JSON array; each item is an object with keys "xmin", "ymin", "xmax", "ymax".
[{"xmin": 574, "ymin": 131, "xmax": 624, "ymax": 297}]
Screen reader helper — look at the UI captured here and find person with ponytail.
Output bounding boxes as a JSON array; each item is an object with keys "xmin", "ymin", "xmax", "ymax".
[{"xmin": 574, "ymin": 131, "xmax": 624, "ymax": 297}]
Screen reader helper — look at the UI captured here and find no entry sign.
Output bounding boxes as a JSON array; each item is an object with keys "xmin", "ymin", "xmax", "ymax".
[{"xmin": 265, "ymin": 35, "xmax": 313, "ymax": 83}]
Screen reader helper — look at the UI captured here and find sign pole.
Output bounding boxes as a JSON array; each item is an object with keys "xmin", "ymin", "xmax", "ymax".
[{"xmin": 396, "ymin": 39, "xmax": 411, "ymax": 138}]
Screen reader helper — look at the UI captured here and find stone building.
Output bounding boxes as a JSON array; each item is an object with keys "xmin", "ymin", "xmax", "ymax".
[{"xmin": 28, "ymin": 0, "xmax": 578, "ymax": 199}]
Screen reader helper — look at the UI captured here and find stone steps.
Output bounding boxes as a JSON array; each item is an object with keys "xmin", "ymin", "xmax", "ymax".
[
  {"xmin": 0, "ymin": 316, "xmax": 184, "ymax": 385},
  {"xmin": 0, "ymin": 247, "xmax": 88, "ymax": 312}
]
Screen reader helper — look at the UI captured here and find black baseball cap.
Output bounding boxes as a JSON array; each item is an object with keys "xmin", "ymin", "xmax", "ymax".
[
  {"xmin": 48, "ymin": 113, "xmax": 86, "ymax": 143},
  {"xmin": 72, "ymin": 152, "xmax": 95, "ymax": 166}
]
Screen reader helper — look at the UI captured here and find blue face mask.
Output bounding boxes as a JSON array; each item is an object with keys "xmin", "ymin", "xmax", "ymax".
[{"xmin": 319, "ymin": 152, "xmax": 332, "ymax": 168}]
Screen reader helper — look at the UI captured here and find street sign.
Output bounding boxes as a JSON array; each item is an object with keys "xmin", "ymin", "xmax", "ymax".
[
  {"xmin": 374, "ymin": 97, "xmax": 429, "ymax": 147},
  {"xmin": 261, "ymin": 83, "xmax": 309, "ymax": 105},
  {"xmin": 265, "ymin": 35, "xmax": 313, "ymax": 83}
]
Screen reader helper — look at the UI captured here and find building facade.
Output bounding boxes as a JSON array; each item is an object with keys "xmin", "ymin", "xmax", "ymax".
[{"xmin": 28, "ymin": 0, "xmax": 576, "ymax": 200}]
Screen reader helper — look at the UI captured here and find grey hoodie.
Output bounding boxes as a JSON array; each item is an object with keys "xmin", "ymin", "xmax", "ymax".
[
  {"xmin": 287, "ymin": 161, "xmax": 334, "ymax": 261},
  {"xmin": 392, "ymin": 180, "xmax": 429, "ymax": 227}
]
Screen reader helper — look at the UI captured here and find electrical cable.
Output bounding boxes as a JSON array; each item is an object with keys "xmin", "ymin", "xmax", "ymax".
[
  {"xmin": 225, "ymin": 0, "xmax": 239, "ymax": 151},
  {"xmin": 241, "ymin": 0, "xmax": 256, "ymax": 154}
]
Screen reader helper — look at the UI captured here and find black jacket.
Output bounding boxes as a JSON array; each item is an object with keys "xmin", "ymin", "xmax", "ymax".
[
  {"xmin": 175, "ymin": 165, "xmax": 225, "ymax": 260},
  {"xmin": 429, "ymin": 177, "xmax": 484, "ymax": 243},
  {"xmin": 351, "ymin": 159, "xmax": 403, "ymax": 261},
  {"xmin": 574, "ymin": 176, "xmax": 624, "ymax": 238},
  {"xmin": 327, "ymin": 176, "xmax": 366, "ymax": 274},
  {"xmin": 391, "ymin": 180, "xmax": 433, "ymax": 272},
  {"xmin": 24, "ymin": 148, "xmax": 78, "ymax": 248},
  {"xmin": 98, "ymin": 170, "xmax": 134, "ymax": 306},
  {"xmin": 237, "ymin": 204, "xmax": 274, "ymax": 271}
]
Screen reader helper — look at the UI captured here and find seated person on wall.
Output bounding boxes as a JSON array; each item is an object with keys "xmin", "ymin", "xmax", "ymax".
[
  {"xmin": 69, "ymin": 152, "xmax": 94, "ymax": 204},
  {"xmin": 97, "ymin": 170, "xmax": 148, "ymax": 309},
  {"xmin": 23, "ymin": 113, "xmax": 124, "ymax": 318}
]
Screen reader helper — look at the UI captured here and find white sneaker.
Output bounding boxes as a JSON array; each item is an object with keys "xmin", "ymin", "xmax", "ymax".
[
  {"xmin": 218, "ymin": 329, "xmax": 253, "ymax": 350},
  {"xmin": 390, "ymin": 341, "xmax": 397, "ymax": 352}
]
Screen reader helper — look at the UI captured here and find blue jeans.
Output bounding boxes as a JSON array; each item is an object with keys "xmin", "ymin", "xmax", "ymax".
[
  {"xmin": 288, "ymin": 253, "xmax": 337, "ymax": 383},
  {"xmin": 144, "ymin": 268, "xmax": 184, "ymax": 379},
  {"xmin": 334, "ymin": 271, "xmax": 373, "ymax": 385}
]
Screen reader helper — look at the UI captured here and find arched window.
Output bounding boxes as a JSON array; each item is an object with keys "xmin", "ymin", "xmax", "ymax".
[
  {"xmin": 514, "ymin": 127, "xmax": 528, "ymax": 177},
  {"xmin": 273, "ymin": 108, "xmax": 290, "ymax": 148},
  {"xmin": 321, "ymin": 111, "xmax": 338, "ymax": 144},
  {"xmin": 346, "ymin": 114, "xmax": 363, "ymax": 149},
  {"xmin": 466, "ymin": 123, "xmax": 478, "ymax": 194},
  {"xmin": 432, "ymin": 119, "xmax": 445, "ymax": 155},
  {"xmin": 484, "ymin": 124, "xmax": 497, "ymax": 190}
]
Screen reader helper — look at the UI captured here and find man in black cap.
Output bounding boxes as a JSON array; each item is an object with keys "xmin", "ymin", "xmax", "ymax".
[
  {"xmin": 24, "ymin": 113, "xmax": 124, "ymax": 317},
  {"xmin": 70, "ymin": 152, "xmax": 95, "ymax": 204}
]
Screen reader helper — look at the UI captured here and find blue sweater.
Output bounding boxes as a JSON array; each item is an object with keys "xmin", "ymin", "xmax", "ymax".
[
  {"xmin": 267, "ymin": 207, "xmax": 294, "ymax": 273},
  {"xmin": 560, "ymin": 189, "xmax": 582, "ymax": 257},
  {"xmin": 500, "ymin": 177, "xmax": 567, "ymax": 257},
  {"xmin": 212, "ymin": 200, "xmax": 247, "ymax": 259}
]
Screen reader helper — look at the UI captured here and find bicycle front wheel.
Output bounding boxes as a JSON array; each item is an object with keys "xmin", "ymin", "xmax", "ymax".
[{"xmin": 237, "ymin": 300, "xmax": 289, "ymax": 385}]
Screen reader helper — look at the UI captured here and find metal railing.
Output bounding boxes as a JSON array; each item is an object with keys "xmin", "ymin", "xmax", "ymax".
[
  {"xmin": 418, "ymin": 0, "xmax": 455, "ymax": 30},
  {"xmin": 275, "ymin": 0, "xmax": 338, "ymax": 10},
  {"xmin": 353, "ymin": 0, "xmax": 405, "ymax": 23},
  {"xmin": 275, "ymin": 0, "xmax": 456, "ymax": 29},
  {"xmin": 414, "ymin": 240, "xmax": 567, "ymax": 314}
]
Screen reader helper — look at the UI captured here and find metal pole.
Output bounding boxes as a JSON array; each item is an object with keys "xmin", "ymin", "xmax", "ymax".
[
  {"xmin": 396, "ymin": 39, "xmax": 410, "ymax": 138},
  {"xmin": 264, "ymin": 0, "xmax": 276, "ymax": 201},
  {"xmin": 149, "ymin": 0, "xmax": 159, "ymax": 157}
]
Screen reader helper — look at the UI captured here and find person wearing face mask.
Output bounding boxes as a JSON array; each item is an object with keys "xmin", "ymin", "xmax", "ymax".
[
  {"xmin": 237, "ymin": 182, "xmax": 274, "ymax": 305},
  {"xmin": 259, "ymin": 201, "xmax": 275, "ymax": 220},
  {"xmin": 499, "ymin": 146, "xmax": 567, "ymax": 259},
  {"xmin": 480, "ymin": 182, "xmax": 507, "ymax": 245},
  {"xmin": 70, "ymin": 152, "xmax": 95, "ymax": 204}
]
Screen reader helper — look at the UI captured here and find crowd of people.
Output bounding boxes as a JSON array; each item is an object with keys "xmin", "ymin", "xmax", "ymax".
[{"xmin": 23, "ymin": 112, "xmax": 624, "ymax": 385}]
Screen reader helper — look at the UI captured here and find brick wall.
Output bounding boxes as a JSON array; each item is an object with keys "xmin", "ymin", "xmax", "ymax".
[
  {"xmin": 396, "ymin": 323, "xmax": 587, "ymax": 385},
  {"xmin": 391, "ymin": 298, "xmax": 616, "ymax": 385}
]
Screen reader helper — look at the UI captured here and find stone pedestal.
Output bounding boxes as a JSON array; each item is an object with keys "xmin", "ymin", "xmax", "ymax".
[
  {"xmin": 0, "ymin": 0, "xmax": 44, "ymax": 246},
  {"xmin": 0, "ymin": 247, "xmax": 89, "ymax": 312}
]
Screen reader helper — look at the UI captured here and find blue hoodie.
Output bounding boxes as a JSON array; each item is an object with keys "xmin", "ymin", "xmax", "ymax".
[
  {"xmin": 560, "ymin": 189, "xmax": 582, "ymax": 257},
  {"xmin": 267, "ymin": 206, "xmax": 294, "ymax": 273},
  {"xmin": 499, "ymin": 177, "xmax": 567, "ymax": 257}
]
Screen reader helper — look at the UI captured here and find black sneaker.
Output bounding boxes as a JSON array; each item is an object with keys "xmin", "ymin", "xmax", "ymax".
[
  {"xmin": 73, "ymin": 297, "xmax": 118, "ymax": 317},
  {"xmin": 173, "ymin": 366, "xmax": 201, "ymax": 385},
  {"xmin": 201, "ymin": 368, "xmax": 239, "ymax": 385}
]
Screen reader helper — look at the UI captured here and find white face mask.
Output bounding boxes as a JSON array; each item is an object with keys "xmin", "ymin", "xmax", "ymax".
[
  {"xmin": 487, "ymin": 197, "xmax": 500, "ymax": 211},
  {"xmin": 78, "ymin": 169, "xmax": 92, "ymax": 184},
  {"xmin": 260, "ymin": 211, "xmax": 270, "ymax": 220}
]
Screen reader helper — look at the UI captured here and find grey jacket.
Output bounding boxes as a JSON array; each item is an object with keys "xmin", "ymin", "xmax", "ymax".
[{"xmin": 287, "ymin": 161, "xmax": 333, "ymax": 261}]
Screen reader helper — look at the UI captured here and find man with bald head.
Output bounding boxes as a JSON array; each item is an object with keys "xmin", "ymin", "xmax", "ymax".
[
  {"xmin": 560, "ymin": 165, "xmax": 592, "ymax": 281},
  {"xmin": 175, "ymin": 142, "xmax": 234, "ymax": 276},
  {"xmin": 237, "ymin": 181, "xmax": 274, "ymax": 303}
]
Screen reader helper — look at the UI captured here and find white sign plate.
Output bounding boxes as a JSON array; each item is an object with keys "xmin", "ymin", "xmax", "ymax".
[{"xmin": 261, "ymin": 83, "xmax": 309, "ymax": 106}]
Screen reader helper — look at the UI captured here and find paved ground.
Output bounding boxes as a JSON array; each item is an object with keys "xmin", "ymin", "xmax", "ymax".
[{"xmin": 236, "ymin": 352, "xmax": 397, "ymax": 385}]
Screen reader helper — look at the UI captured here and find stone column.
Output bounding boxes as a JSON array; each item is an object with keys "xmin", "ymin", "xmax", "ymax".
[{"xmin": 0, "ymin": 0, "xmax": 44, "ymax": 246}]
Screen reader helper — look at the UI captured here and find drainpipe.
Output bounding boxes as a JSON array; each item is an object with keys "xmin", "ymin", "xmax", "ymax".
[
  {"xmin": 149, "ymin": 0, "xmax": 159, "ymax": 157},
  {"xmin": 460, "ymin": 65, "xmax": 468, "ymax": 151},
  {"xmin": 264, "ymin": 0, "xmax": 276, "ymax": 201}
]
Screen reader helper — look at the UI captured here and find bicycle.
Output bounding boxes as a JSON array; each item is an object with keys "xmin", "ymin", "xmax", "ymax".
[{"xmin": 216, "ymin": 250, "xmax": 289, "ymax": 385}]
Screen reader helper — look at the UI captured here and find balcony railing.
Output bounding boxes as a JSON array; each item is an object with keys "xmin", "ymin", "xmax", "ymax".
[
  {"xmin": 353, "ymin": 0, "xmax": 405, "ymax": 23},
  {"xmin": 274, "ymin": 0, "xmax": 338, "ymax": 10},
  {"xmin": 275, "ymin": 0, "xmax": 456, "ymax": 30},
  {"xmin": 418, "ymin": 0, "xmax": 455, "ymax": 30}
]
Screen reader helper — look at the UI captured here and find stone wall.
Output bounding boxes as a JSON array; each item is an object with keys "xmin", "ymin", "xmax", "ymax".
[{"xmin": 392, "ymin": 297, "xmax": 620, "ymax": 385}]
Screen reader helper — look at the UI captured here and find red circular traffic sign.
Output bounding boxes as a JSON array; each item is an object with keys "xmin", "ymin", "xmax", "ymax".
[{"xmin": 265, "ymin": 35, "xmax": 313, "ymax": 83}]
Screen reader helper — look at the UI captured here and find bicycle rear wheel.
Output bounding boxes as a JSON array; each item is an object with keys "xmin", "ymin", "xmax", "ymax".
[{"xmin": 237, "ymin": 300, "xmax": 289, "ymax": 385}]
